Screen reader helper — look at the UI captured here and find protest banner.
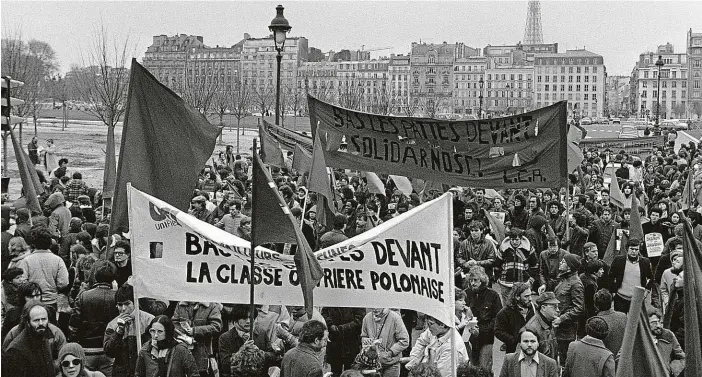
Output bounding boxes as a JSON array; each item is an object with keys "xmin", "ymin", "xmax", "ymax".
[
  {"xmin": 263, "ymin": 120, "xmax": 313, "ymax": 152},
  {"xmin": 580, "ymin": 136, "xmax": 664, "ymax": 159},
  {"xmin": 644, "ymin": 233, "xmax": 664, "ymax": 258},
  {"xmin": 308, "ymin": 96, "xmax": 568, "ymax": 189},
  {"xmin": 128, "ymin": 185, "xmax": 455, "ymax": 325}
]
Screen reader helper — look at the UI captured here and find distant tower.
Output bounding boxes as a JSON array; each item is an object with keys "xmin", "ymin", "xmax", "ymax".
[{"xmin": 523, "ymin": 0, "xmax": 543, "ymax": 45}]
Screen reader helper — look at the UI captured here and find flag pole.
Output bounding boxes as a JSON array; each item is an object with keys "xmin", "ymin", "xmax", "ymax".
[
  {"xmin": 126, "ymin": 183, "xmax": 143, "ymax": 350},
  {"xmin": 249, "ymin": 138, "xmax": 258, "ymax": 339}
]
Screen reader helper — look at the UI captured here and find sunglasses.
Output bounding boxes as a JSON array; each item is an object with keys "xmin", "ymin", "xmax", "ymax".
[{"xmin": 62, "ymin": 359, "xmax": 82, "ymax": 367}]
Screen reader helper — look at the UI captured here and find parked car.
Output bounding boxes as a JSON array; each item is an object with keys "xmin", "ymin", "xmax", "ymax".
[
  {"xmin": 580, "ymin": 117, "xmax": 592, "ymax": 125},
  {"xmin": 619, "ymin": 125, "xmax": 638, "ymax": 139},
  {"xmin": 612, "ymin": 118, "xmax": 621, "ymax": 125}
]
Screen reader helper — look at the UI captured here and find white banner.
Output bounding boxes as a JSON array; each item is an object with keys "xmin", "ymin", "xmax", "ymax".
[
  {"xmin": 644, "ymin": 232, "xmax": 664, "ymax": 258},
  {"xmin": 128, "ymin": 185, "xmax": 455, "ymax": 325}
]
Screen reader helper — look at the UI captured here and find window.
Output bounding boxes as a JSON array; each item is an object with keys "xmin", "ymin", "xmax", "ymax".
[
  {"xmin": 593, "ymin": 85, "xmax": 597, "ymax": 92},
  {"xmin": 577, "ymin": 76, "xmax": 581, "ymax": 83},
  {"xmin": 644, "ymin": 71, "xmax": 649, "ymax": 79},
  {"xmin": 569, "ymin": 76, "xmax": 573, "ymax": 82},
  {"xmin": 585, "ymin": 67, "xmax": 590, "ymax": 73},
  {"xmin": 561, "ymin": 67, "xmax": 566, "ymax": 73},
  {"xmin": 643, "ymin": 81, "xmax": 648, "ymax": 88},
  {"xmin": 577, "ymin": 67, "xmax": 581, "ymax": 73},
  {"xmin": 585, "ymin": 76, "xmax": 589, "ymax": 82},
  {"xmin": 642, "ymin": 91, "xmax": 648, "ymax": 98},
  {"xmin": 545, "ymin": 76, "xmax": 549, "ymax": 82},
  {"xmin": 519, "ymin": 74, "xmax": 523, "ymax": 80},
  {"xmin": 672, "ymin": 81, "xmax": 677, "ymax": 88},
  {"xmin": 593, "ymin": 67, "xmax": 598, "ymax": 73},
  {"xmin": 584, "ymin": 85, "xmax": 589, "ymax": 91},
  {"xmin": 569, "ymin": 67, "xmax": 573, "ymax": 73},
  {"xmin": 695, "ymin": 80, "xmax": 701, "ymax": 89},
  {"xmin": 568, "ymin": 85, "xmax": 573, "ymax": 91},
  {"xmin": 672, "ymin": 90, "xmax": 677, "ymax": 98},
  {"xmin": 561, "ymin": 85, "xmax": 565, "ymax": 91},
  {"xmin": 545, "ymin": 85, "xmax": 549, "ymax": 91},
  {"xmin": 584, "ymin": 94, "xmax": 589, "ymax": 101}
]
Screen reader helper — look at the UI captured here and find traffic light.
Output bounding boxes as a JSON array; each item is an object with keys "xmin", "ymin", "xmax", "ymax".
[{"xmin": 2, "ymin": 76, "xmax": 25, "ymax": 131}]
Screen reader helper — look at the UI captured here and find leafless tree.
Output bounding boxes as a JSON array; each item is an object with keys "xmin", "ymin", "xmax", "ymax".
[
  {"xmin": 71, "ymin": 24, "xmax": 134, "ymax": 198},
  {"xmin": 2, "ymin": 30, "xmax": 58, "ymax": 139},
  {"xmin": 175, "ymin": 74, "xmax": 221, "ymax": 116},
  {"xmin": 337, "ymin": 83, "xmax": 363, "ymax": 111},
  {"xmin": 230, "ymin": 81, "xmax": 252, "ymax": 153},
  {"xmin": 254, "ymin": 85, "xmax": 274, "ymax": 117},
  {"xmin": 403, "ymin": 96, "xmax": 421, "ymax": 117},
  {"xmin": 370, "ymin": 86, "xmax": 393, "ymax": 115},
  {"xmin": 46, "ymin": 75, "xmax": 70, "ymax": 130},
  {"xmin": 693, "ymin": 102, "xmax": 702, "ymax": 121},
  {"xmin": 284, "ymin": 86, "xmax": 305, "ymax": 129}
]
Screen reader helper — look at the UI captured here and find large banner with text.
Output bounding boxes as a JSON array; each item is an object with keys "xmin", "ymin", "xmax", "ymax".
[
  {"xmin": 308, "ymin": 96, "xmax": 568, "ymax": 188},
  {"xmin": 128, "ymin": 185, "xmax": 455, "ymax": 325}
]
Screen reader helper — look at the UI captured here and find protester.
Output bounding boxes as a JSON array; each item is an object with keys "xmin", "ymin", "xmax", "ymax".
[
  {"xmin": 523, "ymin": 292, "xmax": 560, "ymax": 362},
  {"xmin": 2, "ymin": 303, "xmax": 64, "ymax": 377},
  {"xmin": 172, "ymin": 301, "xmax": 223, "ymax": 376},
  {"xmin": 561, "ymin": 316, "xmax": 615, "ymax": 377},
  {"xmin": 17, "ymin": 226, "xmax": 70, "ymax": 311},
  {"xmin": 494, "ymin": 282, "xmax": 534, "ymax": 354},
  {"xmin": 322, "ymin": 306, "xmax": 366, "ymax": 376},
  {"xmin": 405, "ymin": 315, "xmax": 469, "ymax": 376},
  {"xmin": 498, "ymin": 329, "xmax": 559, "ymax": 377},
  {"xmin": 58, "ymin": 342, "xmax": 108, "ymax": 377},
  {"xmin": 281, "ymin": 320, "xmax": 327, "ymax": 377},
  {"xmin": 494, "ymin": 229, "xmax": 538, "ymax": 304},
  {"xmin": 538, "ymin": 235, "xmax": 568, "ymax": 293},
  {"xmin": 112, "ymin": 240, "xmax": 132, "ymax": 288},
  {"xmin": 608, "ymin": 238, "xmax": 656, "ymax": 313},
  {"xmin": 219, "ymin": 304, "xmax": 254, "ymax": 377},
  {"xmin": 464, "ymin": 266, "xmax": 502, "ymax": 369},
  {"xmin": 360, "ymin": 308, "xmax": 409, "ymax": 377},
  {"xmin": 134, "ymin": 315, "xmax": 200, "ymax": 377}
]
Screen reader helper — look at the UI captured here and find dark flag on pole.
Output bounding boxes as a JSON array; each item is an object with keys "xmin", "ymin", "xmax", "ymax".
[
  {"xmin": 110, "ymin": 59, "xmax": 221, "ymax": 235},
  {"xmin": 307, "ymin": 131, "xmax": 335, "ymax": 228},
  {"xmin": 251, "ymin": 152, "xmax": 323, "ymax": 316},
  {"xmin": 259, "ymin": 122, "xmax": 285, "ymax": 168},
  {"xmin": 9, "ymin": 129, "xmax": 43, "ymax": 214},
  {"xmin": 682, "ymin": 216, "xmax": 702, "ymax": 377}
]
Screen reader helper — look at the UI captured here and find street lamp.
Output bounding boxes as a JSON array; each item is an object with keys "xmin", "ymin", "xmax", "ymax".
[
  {"xmin": 655, "ymin": 54, "xmax": 664, "ymax": 134},
  {"xmin": 269, "ymin": 4, "xmax": 291, "ymax": 126},
  {"xmin": 478, "ymin": 76, "xmax": 484, "ymax": 119}
]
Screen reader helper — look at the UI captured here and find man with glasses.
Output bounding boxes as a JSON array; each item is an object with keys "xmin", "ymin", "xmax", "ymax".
[
  {"xmin": 112, "ymin": 240, "xmax": 132, "ymax": 288},
  {"xmin": 648, "ymin": 309, "xmax": 685, "ymax": 376},
  {"xmin": 524, "ymin": 292, "xmax": 560, "ymax": 362}
]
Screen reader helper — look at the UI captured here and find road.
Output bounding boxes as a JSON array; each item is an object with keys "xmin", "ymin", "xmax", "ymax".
[{"xmin": 582, "ymin": 121, "xmax": 702, "ymax": 140}]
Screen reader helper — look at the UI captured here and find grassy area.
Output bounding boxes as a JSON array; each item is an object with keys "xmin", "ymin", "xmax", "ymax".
[{"xmin": 2, "ymin": 114, "xmax": 311, "ymax": 199}]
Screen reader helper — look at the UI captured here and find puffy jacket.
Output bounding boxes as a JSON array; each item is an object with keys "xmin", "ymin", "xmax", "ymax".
[{"xmin": 495, "ymin": 236, "xmax": 538, "ymax": 288}]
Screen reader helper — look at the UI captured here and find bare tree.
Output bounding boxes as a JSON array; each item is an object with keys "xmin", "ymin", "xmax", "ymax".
[
  {"xmin": 371, "ymin": 86, "xmax": 393, "ymax": 115},
  {"xmin": 71, "ymin": 24, "xmax": 134, "ymax": 199},
  {"xmin": 693, "ymin": 102, "xmax": 702, "ymax": 121},
  {"xmin": 211, "ymin": 85, "xmax": 231, "ymax": 144},
  {"xmin": 1, "ymin": 30, "xmax": 58, "ymax": 139},
  {"xmin": 46, "ymin": 75, "xmax": 69, "ymax": 130},
  {"xmin": 403, "ymin": 96, "xmax": 421, "ymax": 117},
  {"xmin": 230, "ymin": 82, "xmax": 252, "ymax": 153},
  {"xmin": 337, "ymin": 83, "xmax": 363, "ymax": 111},
  {"xmin": 285, "ymin": 86, "xmax": 305, "ymax": 129},
  {"xmin": 175, "ymin": 74, "xmax": 221, "ymax": 116},
  {"xmin": 254, "ymin": 85, "xmax": 274, "ymax": 117}
]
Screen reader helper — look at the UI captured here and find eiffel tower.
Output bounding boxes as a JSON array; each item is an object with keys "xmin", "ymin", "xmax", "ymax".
[{"xmin": 523, "ymin": 0, "xmax": 543, "ymax": 45}]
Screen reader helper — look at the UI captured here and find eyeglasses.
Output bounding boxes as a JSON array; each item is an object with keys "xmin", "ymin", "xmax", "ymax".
[
  {"xmin": 113, "ymin": 251, "xmax": 127, "ymax": 256},
  {"xmin": 61, "ymin": 359, "xmax": 82, "ymax": 367}
]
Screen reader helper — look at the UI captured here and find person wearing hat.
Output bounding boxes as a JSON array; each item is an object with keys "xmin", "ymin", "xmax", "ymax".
[
  {"xmin": 578, "ymin": 256, "xmax": 605, "ymax": 338},
  {"xmin": 57, "ymin": 342, "xmax": 106, "ymax": 377},
  {"xmin": 523, "ymin": 292, "xmax": 560, "ymax": 362},
  {"xmin": 561, "ymin": 317, "xmax": 614, "ymax": 377},
  {"xmin": 552, "ymin": 253, "xmax": 584, "ymax": 366},
  {"xmin": 45, "ymin": 191, "xmax": 72, "ymax": 238}
]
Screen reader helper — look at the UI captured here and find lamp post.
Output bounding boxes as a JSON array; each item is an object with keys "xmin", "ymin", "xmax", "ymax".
[
  {"xmin": 269, "ymin": 4, "xmax": 291, "ymax": 126},
  {"xmin": 655, "ymin": 55, "xmax": 664, "ymax": 135},
  {"xmin": 478, "ymin": 76, "xmax": 484, "ymax": 119}
]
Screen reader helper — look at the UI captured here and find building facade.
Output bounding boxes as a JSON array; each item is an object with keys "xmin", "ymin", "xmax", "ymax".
[
  {"xmin": 688, "ymin": 29, "xmax": 702, "ymax": 119},
  {"xmin": 632, "ymin": 44, "xmax": 688, "ymax": 120},
  {"xmin": 142, "ymin": 34, "xmax": 207, "ymax": 90},
  {"xmin": 388, "ymin": 54, "xmax": 411, "ymax": 115},
  {"xmin": 533, "ymin": 49, "xmax": 606, "ymax": 118},
  {"xmin": 606, "ymin": 75, "xmax": 631, "ymax": 117},
  {"xmin": 484, "ymin": 66, "xmax": 534, "ymax": 115},
  {"xmin": 452, "ymin": 56, "xmax": 487, "ymax": 117}
]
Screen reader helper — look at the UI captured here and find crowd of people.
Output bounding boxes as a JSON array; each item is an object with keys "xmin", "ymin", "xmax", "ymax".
[{"xmin": 0, "ymin": 133, "xmax": 696, "ymax": 377}]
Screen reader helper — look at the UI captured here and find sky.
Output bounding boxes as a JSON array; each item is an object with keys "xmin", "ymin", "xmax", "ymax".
[{"xmin": 2, "ymin": 1, "xmax": 702, "ymax": 76}]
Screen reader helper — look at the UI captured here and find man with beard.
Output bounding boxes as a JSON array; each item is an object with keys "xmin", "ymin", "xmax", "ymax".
[
  {"xmin": 523, "ymin": 292, "xmax": 560, "ymax": 362},
  {"xmin": 609, "ymin": 239, "xmax": 655, "ymax": 313},
  {"xmin": 648, "ymin": 309, "xmax": 685, "ymax": 377},
  {"xmin": 553, "ymin": 254, "xmax": 584, "ymax": 366},
  {"xmin": 495, "ymin": 282, "xmax": 535, "ymax": 354},
  {"xmin": 562, "ymin": 317, "xmax": 615, "ymax": 377},
  {"xmin": 499, "ymin": 329, "xmax": 559, "ymax": 377},
  {"xmin": 2, "ymin": 303, "xmax": 64, "ymax": 377},
  {"xmin": 464, "ymin": 266, "xmax": 502, "ymax": 370}
]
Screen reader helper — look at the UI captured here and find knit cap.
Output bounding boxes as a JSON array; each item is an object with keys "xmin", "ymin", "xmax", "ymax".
[
  {"xmin": 354, "ymin": 345, "xmax": 381, "ymax": 372},
  {"xmin": 670, "ymin": 249, "xmax": 683, "ymax": 263},
  {"xmin": 58, "ymin": 343, "xmax": 86, "ymax": 374},
  {"xmin": 586, "ymin": 317, "xmax": 609, "ymax": 340},
  {"xmin": 563, "ymin": 253, "xmax": 581, "ymax": 271}
]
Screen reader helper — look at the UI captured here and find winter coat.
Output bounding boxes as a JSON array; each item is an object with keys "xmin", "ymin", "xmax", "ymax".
[
  {"xmin": 509, "ymin": 207, "xmax": 530, "ymax": 231},
  {"xmin": 218, "ymin": 328, "xmax": 246, "ymax": 377},
  {"xmin": 17, "ymin": 249, "xmax": 70, "ymax": 305},
  {"xmin": 360, "ymin": 310, "xmax": 409, "ymax": 367},
  {"xmin": 280, "ymin": 343, "xmax": 323, "ymax": 377},
  {"xmin": 608, "ymin": 256, "xmax": 657, "ymax": 305},
  {"xmin": 499, "ymin": 351, "xmax": 559, "ymax": 377},
  {"xmin": 2, "ymin": 326, "xmax": 58, "ymax": 377},
  {"xmin": 321, "ymin": 307, "xmax": 365, "ymax": 362},
  {"xmin": 494, "ymin": 304, "xmax": 535, "ymax": 354},
  {"xmin": 465, "ymin": 285, "xmax": 502, "ymax": 346},
  {"xmin": 72, "ymin": 284, "xmax": 118, "ymax": 349},
  {"xmin": 172, "ymin": 302, "xmax": 222, "ymax": 372},
  {"xmin": 525, "ymin": 216, "xmax": 548, "ymax": 255},
  {"xmin": 655, "ymin": 328, "xmax": 686, "ymax": 376},
  {"xmin": 539, "ymin": 249, "xmax": 568, "ymax": 290},
  {"xmin": 554, "ymin": 271, "xmax": 584, "ymax": 341},
  {"xmin": 495, "ymin": 236, "xmax": 538, "ymax": 288},
  {"xmin": 523, "ymin": 312, "xmax": 558, "ymax": 361},
  {"xmin": 134, "ymin": 342, "xmax": 200, "ymax": 377},
  {"xmin": 562, "ymin": 336, "xmax": 615, "ymax": 377},
  {"xmin": 104, "ymin": 310, "xmax": 155, "ymax": 377},
  {"xmin": 457, "ymin": 236, "xmax": 497, "ymax": 278},
  {"xmin": 589, "ymin": 219, "xmax": 618, "ymax": 258}
]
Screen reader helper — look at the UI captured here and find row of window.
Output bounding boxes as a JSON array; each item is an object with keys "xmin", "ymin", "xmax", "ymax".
[
  {"xmin": 536, "ymin": 66, "xmax": 599, "ymax": 74},
  {"xmin": 538, "ymin": 75, "xmax": 598, "ymax": 83},
  {"xmin": 641, "ymin": 90, "xmax": 687, "ymax": 99},
  {"xmin": 537, "ymin": 84, "xmax": 598, "ymax": 92},
  {"xmin": 641, "ymin": 80, "xmax": 688, "ymax": 88},
  {"xmin": 537, "ymin": 93, "xmax": 598, "ymax": 101}
]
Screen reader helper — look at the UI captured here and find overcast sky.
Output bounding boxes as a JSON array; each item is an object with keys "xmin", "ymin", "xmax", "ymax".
[{"xmin": 2, "ymin": 1, "xmax": 701, "ymax": 76}]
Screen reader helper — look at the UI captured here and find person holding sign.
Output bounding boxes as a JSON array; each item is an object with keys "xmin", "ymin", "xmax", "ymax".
[{"xmin": 360, "ymin": 308, "xmax": 409, "ymax": 377}]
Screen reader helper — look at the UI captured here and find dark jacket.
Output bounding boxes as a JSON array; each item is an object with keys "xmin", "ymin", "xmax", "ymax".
[
  {"xmin": 579, "ymin": 273, "xmax": 599, "ymax": 329},
  {"xmin": 499, "ymin": 351, "xmax": 559, "ymax": 377},
  {"xmin": 655, "ymin": 328, "xmax": 686, "ymax": 375},
  {"xmin": 134, "ymin": 342, "xmax": 200, "ymax": 377},
  {"xmin": 539, "ymin": 249, "xmax": 568, "ymax": 290},
  {"xmin": 321, "ymin": 307, "xmax": 365, "ymax": 363},
  {"xmin": 554, "ymin": 271, "xmax": 584, "ymax": 340},
  {"xmin": 523, "ymin": 312, "xmax": 558, "ymax": 361},
  {"xmin": 281, "ymin": 342, "xmax": 324, "ymax": 377},
  {"xmin": 72, "ymin": 284, "xmax": 118, "ymax": 349},
  {"xmin": 104, "ymin": 310, "xmax": 155, "ymax": 377},
  {"xmin": 172, "ymin": 302, "xmax": 223, "ymax": 372},
  {"xmin": 457, "ymin": 236, "xmax": 497, "ymax": 277},
  {"xmin": 465, "ymin": 285, "xmax": 502, "ymax": 346},
  {"xmin": 2, "ymin": 327, "xmax": 57, "ymax": 377},
  {"xmin": 218, "ymin": 328, "xmax": 245, "ymax": 377},
  {"xmin": 596, "ymin": 309, "xmax": 627, "ymax": 356},
  {"xmin": 608, "ymin": 256, "xmax": 656, "ymax": 302},
  {"xmin": 495, "ymin": 304, "xmax": 535, "ymax": 353},
  {"xmin": 562, "ymin": 336, "xmax": 615, "ymax": 377},
  {"xmin": 589, "ymin": 219, "xmax": 618, "ymax": 258}
]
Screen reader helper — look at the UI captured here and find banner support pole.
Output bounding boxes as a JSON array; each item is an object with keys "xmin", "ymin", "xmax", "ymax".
[
  {"xmin": 249, "ymin": 138, "xmax": 258, "ymax": 340},
  {"xmin": 448, "ymin": 192, "xmax": 457, "ymax": 377},
  {"xmin": 126, "ymin": 183, "xmax": 143, "ymax": 350}
]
